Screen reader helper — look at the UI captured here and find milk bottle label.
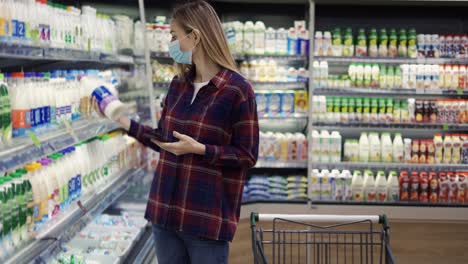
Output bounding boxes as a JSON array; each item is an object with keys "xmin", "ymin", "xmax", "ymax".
[{"xmin": 281, "ymin": 92, "xmax": 295, "ymax": 116}]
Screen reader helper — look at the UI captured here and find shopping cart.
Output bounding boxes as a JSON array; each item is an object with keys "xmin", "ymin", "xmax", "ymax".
[{"xmin": 251, "ymin": 213, "xmax": 395, "ymax": 264}]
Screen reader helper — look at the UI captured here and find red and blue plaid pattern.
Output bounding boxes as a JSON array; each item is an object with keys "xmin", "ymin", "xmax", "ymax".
[{"xmin": 128, "ymin": 68, "xmax": 259, "ymax": 241}]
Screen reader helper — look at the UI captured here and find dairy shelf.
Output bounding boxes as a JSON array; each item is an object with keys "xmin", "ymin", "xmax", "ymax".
[
  {"xmin": 255, "ymin": 160, "xmax": 308, "ymax": 169},
  {"xmin": 242, "ymin": 199, "xmax": 308, "ymax": 205},
  {"xmin": 0, "ymin": 119, "xmax": 119, "ymax": 172},
  {"xmin": 310, "ymin": 200, "xmax": 468, "ymax": 208},
  {"xmin": 153, "ymin": 81, "xmax": 307, "ymax": 91},
  {"xmin": 313, "ymin": 87, "xmax": 468, "ymax": 98},
  {"xmin": 235, "ymin": 54, "xmax": 308, "ymax": 62},
  {"xmin": 123, "ymin": 225, "xmax": 155, "ymax": 264},
  {"xmin": 314, "ymin": 56, "xmax": 468, "ymax": 65},
  {"xmin": 0, "ymin": 44, "xmax": 135, "ymax": 66},
  {"xmin": 310, "ymin": 161, "xmax": 468, "ymax": 171},
  {"xmin": 6, "ymin": 168, "xmax": 147, "ymax": 264},
  {"xmin": 312, "ymin": 123, "xmax": 468, "ymax": 132}
]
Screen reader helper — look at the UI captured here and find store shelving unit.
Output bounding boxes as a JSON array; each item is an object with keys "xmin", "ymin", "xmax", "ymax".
[
  {"xmin": 313, "ymin": 87, "xmax": 468, "ymax": 97},
  {"xmin": 255, "ymin": 160, "xmax": 308, "ymax": 169},
  {"xmin": 310, "ymin": 161, "xmax": 467, "ymax": 171},
  {"xmin": 6, "ymin": 168, "xmax": 147, "ymax": 264},
  {"xmin": 312, "ymin": 123, "xmax": 468, "ymax": 132},
  {"xmin": 315, "ymin": 56, "xmax": 468, "ymax": 65}
]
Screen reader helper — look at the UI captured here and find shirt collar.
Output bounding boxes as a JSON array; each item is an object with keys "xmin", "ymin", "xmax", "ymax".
[{"xmin": 187, "ymin": 67, "xmax": 230, "ymax": 90}]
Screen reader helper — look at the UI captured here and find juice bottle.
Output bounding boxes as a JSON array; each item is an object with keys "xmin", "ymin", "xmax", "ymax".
[
  {"xmin": 408, "ymin": 29, "xmax": 417, "ymax": 58},
  {"xmin": 364, "ymin": 64, "xmax": 372, "ymax": 88},
  {"xmin": 370, "ymin": 132, "xmax": 381, "ymax": 162},
  {"xmin": 452, "ymin": 134, "xmax": 462, "ymax": 164},
  {"xmin": 355, "ymin": 28, "xmax": 367, "ymax": 57},
  {"xmin": 388, "ymin": 29, "xmax": 398, "ymax": 57},
  {"xmin": 419, "ymin": 172, "xmax": 429, "ymax": 203},
  {"xmin": 0, "ymin": 74, "xmax": 12, "ymax": 142},
  {"xmin": 381, "ymin": 133, "xmax": 393, "ymax": 163},
  {"xmin": 356, "ymin": 63, "xmax": 364, "ymax": 87},
  {"xmin": 363, "ymin": 170, "xmax": 376, "ymax": 202},
  {"xmin": 340, "ymin": 97, "xmax": 348, "ymax": 124},
  {"xmin": 394, "ymin": 66, "xmax": 402, "ymax": 89},
  {"xmin": 355, "ymin": 97, "xmax": 363, "ymax": 122},
  {"xmin": 343, "ymin": 28, "xmax": 354, "ymax": 57},
  {"xmin": 404, "ymin": 138, "xmax": 412, "ymax": 163},
  {"xmin": 438, "ymin": 172, "xmax": 449, "ymax": 203},
  {"xmin": 443, "ymin": 134, "xmax": 453, "ymax": 164},
  {"xmin": 348, "ymin": 97, "xmax": 356, "ymax": 123},
  {"xmin": 368, "ymin": 28, "xmax": 378, "ymax": 57},
  {"xmin": 393, "ymin": 99, "xmax": 401, "ymax": 123},
  {"xmin": 448, "ymin": 172, "xmax": 458, "ymax": 203},
  {"xmin": 362, "ymin": 98, "xmax": 370, "ymax": 123},
  {"xmin": 378, "ymin": 98, "xmax": 386, "ymax": 123},
  {"xmin": 427, "ymin": 140, "xmax": 435, "ymax": 164},
  {"xmin": 314, "ymin": 31, "xmax": 323, "ymax": 56},
  {"xmin": 333, "ymin": 97, "xmax": 340, "ymax": 124},
  {"xmin": 399, "ymin": 171, "xmax": 410, "ymax": 201},
  {"xmin": 371, "ymin": 64, "xmax": 380, "ymax": 88},
  {"xmin": 398, "ymin": 29, "xmax": 408, "ymax": 57},
  {"xmin": 375, "ymin": 171, "xmax": 388, "ymax": 202},
  {"xmin": 428, "ymin": 172, "xmax": 439, "ymax": 203},
  {"xmin": 379, "ymin": 65, "xmax": 387, "ymax": 89},
  {"xmin": 331, "ymin": 28, "xmax": 342, "ymax": 57},
  {"xmin": 386, "ymin": 66, "xmax": 395, "ymax": 89},
  {"xmin": 393, "ymin": 133, "xmax": 404, "ymax": 163},
  {"xmin": 387, "ymin": 171, "xmax": 400, "ymax": 202},
  {"xmin": 323, "ymin": 31, "xmax": 332, "ymax": 56},
  {"xmin": 351, "ymin": 170, "xmax": 364, "ymax": 201},
  {"xmin": 378, "ymin": 29, "xmax": 389, "ymax": 57},
  {"xmin": 370, "ymin": 98, "xmax": 379, "ymax": 123},
  {"xmin": 457, "ymin": 173, "xmax": 467, "ymax": 204},
  {"xmin": 0, "ymin": 178, "xmax": 13, "ymax": 255}
]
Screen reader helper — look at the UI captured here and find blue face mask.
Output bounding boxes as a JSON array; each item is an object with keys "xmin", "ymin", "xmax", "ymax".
[{"xmin": 168, "ymin": 34, "xmax": 193, "ymax": 64}]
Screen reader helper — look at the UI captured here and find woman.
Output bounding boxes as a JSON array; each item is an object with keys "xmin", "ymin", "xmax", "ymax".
[{"xmin": 94, "ymin": 1, "xmax": 259, "ymax": 263}]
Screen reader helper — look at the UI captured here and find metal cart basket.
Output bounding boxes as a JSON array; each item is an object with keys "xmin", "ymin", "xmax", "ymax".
[{"xmin": 251, "ymin": 213, "xmax": 395, "ymax": 264}]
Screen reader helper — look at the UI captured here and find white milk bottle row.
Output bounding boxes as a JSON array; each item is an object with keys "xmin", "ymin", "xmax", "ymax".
[
  {"xmin": 310, "ymin": 169, "xmax": 400, "ymax": 203},
  {"xmin": 259, "ymin": 132, "xmax": 307, "ymax": 162},
  {"xmin": 223, "ymin": 20, "xmax": 309, "ymax": 56},
  {"xmin": 239, "ymin": 59, "xmax": 309, "ymax": 83},
  {"xmin": 0, "ymin": 69, "xmax": 120, "ymax": 141},
  {"xmin": 0, "ymin": 132, "xmax": 141, "ymax": 260},
  {"xmin": 310, "ymin": 130, "xmax": 342, "ymax": 163},
  {"xmin": 0, "ymin": 1, "xmax": 135, "ymax": 54}
]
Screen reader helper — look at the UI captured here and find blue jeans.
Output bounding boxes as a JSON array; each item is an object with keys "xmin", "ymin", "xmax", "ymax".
[{"xmin": 152, "ymin": 225, "xmax": 229, "ymax": 264}]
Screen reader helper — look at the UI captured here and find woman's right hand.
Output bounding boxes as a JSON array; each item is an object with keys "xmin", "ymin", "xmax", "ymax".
[{"xmin": 92, "ymin": 96, "xmax": 107, "ymax": 119}]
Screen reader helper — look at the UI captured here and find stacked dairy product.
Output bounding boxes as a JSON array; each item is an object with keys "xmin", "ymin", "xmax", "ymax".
[
  {"xmin": 255, "ymin": 90, "xmax": 308, "ymax": 117},
  {"xmin": 223, "ymin": 20, "xmax": 309, "ymax": 56},
  {"xmin": 239, "ymin": 59, "xmax": 309, "ymax": 82},
  {"xmin": 259, "ymin": 132, "xmax": 307, "ymax": 162}
]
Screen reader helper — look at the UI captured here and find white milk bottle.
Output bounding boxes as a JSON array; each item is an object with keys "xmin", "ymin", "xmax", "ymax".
[
  {"xmin": 243, "ymin": 21, "xmax": 255, "ymax": 55},
  {"xmin": 387, "ymin": 171, "xmax": 400, "ymax": 201},
  {"xmin": 363, "ymin": 170, "xmax": 376, "ymax": 202},
  {"xmin": 359, "ymin": 132, "xmax": 370, "ymax": 162},
  {"xmin": 369, "ymin": 132, "xmax": 382, "ymax": 162},
  {"xmin": 314, "ymin": 31, "xmax": 323, "ymax": 56},
  {"xmin": 234, "ymin": 22, "xmax": 244, "ymax": 54},
  {"xmin": 319, "ymin": 61, "xmax": 328, "ymax": 88},
  {"xmin": 342, "ymin": 170, "xmax": 353, "ymax": 201},
  {"xmin": 320, "ymin": 169, "xmax": 331, "ymax": 200},
  {"xmin": 254, "ymin": 21, "xmax": 266, "ymax": 55},
  {"xmin": 320, "ymin": 130, "xmax": 331, "ymax": 162},
  {"xmin": 311, "ymin": 130, "xmax": 320, "ymax": 162},
  {"xmin": 287, "ymin": 27, "xmax": 297, "ymax": 55},
  {"xmin": 352, "ymin": 170, "xmax": 365, "ymax": 201},
  {"xmin": 381, "ymin": 133, "xmax": 393, "ymax": 163},
  {"xmin": 330, "ymin": 131, "xmax": 342, "ymax": 162},
  {"xmin": 265, "ymin": 27, "xmax": 276, "ymax": 55},
  {"xmin": 276, "ymin": 28, "xmax": 288, "ymax": 55},
  {"xmin": 393, "ymin": 133, "xmax": 404, "ymax": 163},
  {"xmin": 331, "ymin": 169, "xmax": 340, "ymax": 201},
  {"xmin": 310, "ymin": 169, "xmax": 320, "ymax": 200},
  {"xmin": 375, "ymin": 171, "xmax": 388, "ymax": 202},
  {"xmin": 335, "ymin": 170, "xmax": 346, "ymax": 201}
]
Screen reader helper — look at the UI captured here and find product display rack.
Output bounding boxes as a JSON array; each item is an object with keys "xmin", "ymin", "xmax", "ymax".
[
  {"xmin": 6, "ymin": 168, "xmax": 147, "ymax": 264},
  {"xmin": 306, "ymin": 0, "xmax": 468, "ymax": 210}
]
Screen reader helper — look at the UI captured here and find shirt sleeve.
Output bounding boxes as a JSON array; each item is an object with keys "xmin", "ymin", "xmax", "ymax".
[
  {"xmin": 204, "ymin": 96, "xmax": 259, "ymax": 169},
  {"xmin": 127, "ymin": 94, "xmax": 169, "ymax": 152}
]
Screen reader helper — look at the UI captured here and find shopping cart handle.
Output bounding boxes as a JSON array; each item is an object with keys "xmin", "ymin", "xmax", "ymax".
[{"xmin": 251, "ymin": 213, "xmax": 388, "ymax": 226}]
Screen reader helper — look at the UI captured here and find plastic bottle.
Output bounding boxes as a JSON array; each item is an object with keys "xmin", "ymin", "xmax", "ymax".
[
  {"xmin": 323, "ymin": 31, "xmax": 332, "ymax": 56},
  {"xmin": 298, "ymin": 29, "xmax": 309, "ymax": 56},
  {"xmin": 378, "ymin": 29, "xmax": 389, "ymax": 57},
  {"xmin": 355, "ymin": 29, "xmax": 367, "ymax": 57},
  {"xmin": 331, "ymin": 28, "xmax": 342, "ymax": 57},
  {"xmin": 363, "ymin": 170, "xmax": 376, "ymax": 202},
  {"xmin": 310, "ymin": 169, "xmax": 320, "ymax": 200},
  {"xmin": 375, "ymin": 171, "xmax": 387, "ymax": 202},
  {"xmin": 408, "ymin": 29, "xmax": 417, "ymax": 58},
  {"xmin": 320, "ymin": 130, "xmax": 330, "ymax": 163},
  {"xmin": 0, "ymin": 73, "xmax": 12, "ymax": 142},
  {"xmin": 399, "ymin": 171, "xmax": 410, "ymax": 201},
  {"xmin": 443, "ymin": 134, "xmax": 453, "ymax": 164},
  {"xmin": 369, "ymin": 132, "xmax": 381, "ymax": 162},
  {"xmin": 314, "ymin": 31, "xmax": 323, "ymax": 56},
  {"xmin": 386, "ymin": 66, "xmax": 395, "ymax": 89},
  {"xmin": 320, "ymin": 169, "xmax": 331, "ymax": 201},
  {"xmin": 342, "ymin": 170, "xmax": 353, "ymax": 201},
  {"xmin": 410, "ymin": 171, "xmax": 420, "ymax": 201},
  {"xmin": 355, "ymin": 63, "xmax": 364, "ymax": 87},
  {"xmin": 276, "ymin": 28, "xmax": 288, "ymax": 55},
  {"xmin": 0, "ymin": 177, "xmax": 13, "ymax": 255},
  {"xmin": 343, "ymin": 28, "xmax": 354, "ymax": 57},
  {"xmin": 388, "ymin": 29, "xmax": 398, "ymax": 57},
  {"xmin": 319, "ymin": 61, "xmax": 328, "ymax": 88},
  {"xmin": 311, "ymin": 130, "xmax": 320, "ymax": 163},
  {"xmin": 351, "ymin": 170, "xmax": 364, "ymax": 201},
  {"xmin": 368, "ymin": 28, "xmax": 378, "ymax": 57},
  {"xmin": 254, "ymin": 21, "xmax": 265, "ymax": 55},
  {"xmin": 419, "ymin": 172, "xmax": 429, "ymax": 203},
  {"xmin": 398, "ymin": 29, "xmax": 408, "ymax": 57},
  {"xmin": 265, "ymin": 27, "xmax": 276, "ymax": 55},
  {"xmin": 392, "ymin": 133, "xmax": 404, "ymax": 163},
  {"xmin": 243, "ymin": 21, "xmax": 255, "ymax": 55},
  {"xmin": 381, "ymin": 133, "xmax": 393, "ymax": 163},
  {"xmin": 371, "ymin": 64, "xmax": 380, "ymax": 88},
  {"xmin": 287, "ymin": 27, "xmax": 297, "ymax": 55},
  {"xmin": 387, "ymin": 171, "xmax": 399, "ymax": 202},
  {"xmin": 358, "ymin": 132, "xmax": 370, "ymax": 162}
]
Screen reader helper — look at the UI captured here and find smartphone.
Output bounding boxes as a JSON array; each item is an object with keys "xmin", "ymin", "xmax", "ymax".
[{"xmin": 143, "ymin": 130, "xmax": 165, "ymax": 142}]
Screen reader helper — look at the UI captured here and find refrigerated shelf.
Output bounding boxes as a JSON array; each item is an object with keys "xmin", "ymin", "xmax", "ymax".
[
  {"xmin": 255, "ymin": 160, "xmax": 308, "ymax": 169},
  {"xmin": 6, "ymin": 168, "xmax": 147, "ymax": 264},
  {"xmin": 315, "ymin": 56, "xmax": 468, "ymax": 65},
  {"xmin": 310, "ymin": 161, "xmax": 468, "ymax": 171},
  {"xmin": 313, "ymin": 87, "xmax": 468, "ymax": 97},
  {"xmin": 0, "ymin": 119, "xmax": 119, "ymax": 172},
  {"xmin": 312, "ymin": 123, "xmax": 468, "ymax": 132}
]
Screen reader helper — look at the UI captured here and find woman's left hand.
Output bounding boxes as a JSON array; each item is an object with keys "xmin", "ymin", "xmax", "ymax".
[{"xmin": 152, "ymin": 131, "xmax": 206, "ymax": 156}]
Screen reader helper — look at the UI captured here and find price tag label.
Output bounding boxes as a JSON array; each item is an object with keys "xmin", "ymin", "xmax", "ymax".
[
  {"xmin": 457, "ymin": 89, "xmax": 463, "ymax": 95},
  {"xmin": 26, "ymin": 130, "xmax": 41, "ymax": 147},
  {"xmin": 442, "ymin": 124, "xmax": 449, "ymax": 130}
]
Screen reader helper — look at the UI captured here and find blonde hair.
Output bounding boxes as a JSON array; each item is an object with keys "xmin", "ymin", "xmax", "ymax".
[{"xmin": 172, "ymin": 1, "xmax": 238, "ymax": 79}]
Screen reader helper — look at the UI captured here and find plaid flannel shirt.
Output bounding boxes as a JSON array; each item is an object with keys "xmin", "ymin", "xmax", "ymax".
[{"xmin": 128, "ymin": 68, "xmax": 259, "ymax": 241}]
